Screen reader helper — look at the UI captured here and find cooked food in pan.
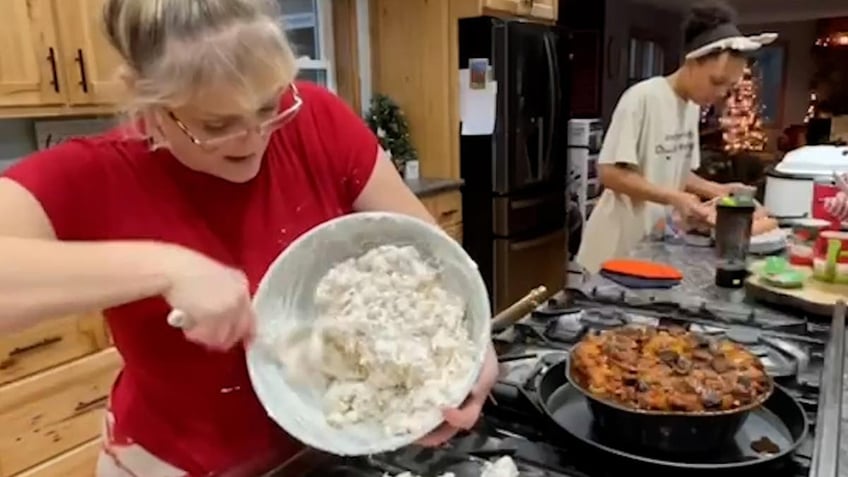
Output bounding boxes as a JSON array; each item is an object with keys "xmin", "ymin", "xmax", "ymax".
[{"xmin": 570, "ymin": 325, "xmax": 772, "ymax": 413}]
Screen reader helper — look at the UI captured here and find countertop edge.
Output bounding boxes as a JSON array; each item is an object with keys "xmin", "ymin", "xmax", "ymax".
[{"xmin": 406, "ymin": 178, "xmax": 464, "ymax": 198}]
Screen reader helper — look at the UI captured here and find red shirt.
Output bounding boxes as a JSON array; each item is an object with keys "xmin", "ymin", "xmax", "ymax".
[{"xmin": 2, "ymin": 82, "xmax": 378, "ymax": 475}]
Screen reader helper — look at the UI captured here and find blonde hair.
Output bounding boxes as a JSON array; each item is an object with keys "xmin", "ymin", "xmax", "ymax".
[{"xmin": 103, "ymin": 0, "xmax": 297, "ymax": 128}]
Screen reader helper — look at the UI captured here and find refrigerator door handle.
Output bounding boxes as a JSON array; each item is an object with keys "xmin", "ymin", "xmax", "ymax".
[
  {"xmin": 537, "ymin": 117, "xmax": 545, "ymax": 180},
  {"xmin": 542, "ymin": 32, "xmax": 557, "ymax": 177}
]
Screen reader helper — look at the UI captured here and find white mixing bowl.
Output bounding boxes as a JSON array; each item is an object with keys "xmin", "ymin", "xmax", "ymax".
[{"xmin": 246, "ymin": 212, "xmax": 491, "ymax": 456}]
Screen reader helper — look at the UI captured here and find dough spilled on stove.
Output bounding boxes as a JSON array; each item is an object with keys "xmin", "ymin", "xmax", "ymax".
[
  {"xmin": 382, "ymin": 473, "xmax": 455, "ymax": 477},
  {"xmin": 278, "ymin": 244, "xmax": 475, "ymax": 437},
  {"xmin": 481, "ymin": 456, "xmax": 520, "ymax": 477},
  {"xmin": 381, "ymin": 456, "xmax": 519, "ymax": 477}
]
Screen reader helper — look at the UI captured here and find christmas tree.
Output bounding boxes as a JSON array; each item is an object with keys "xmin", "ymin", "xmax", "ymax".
[
  {"xmin": 720, "ymin": 65, "xmax": 767, "ymax": 154},
  {"xmin": 364, "ymin": 93, "xmax": 418, "ymax": 171}
]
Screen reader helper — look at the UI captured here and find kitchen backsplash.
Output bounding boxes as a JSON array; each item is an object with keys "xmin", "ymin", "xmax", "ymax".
[
  {"xmin": 0, "ymin": 117, "xmax": 114, "ymax": 170},
  {"xmin": 0, "ymin": 119, "xmax": 37, "ymax": 162}
]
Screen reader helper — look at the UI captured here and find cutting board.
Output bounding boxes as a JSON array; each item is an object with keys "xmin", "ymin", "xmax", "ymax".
[{"xmin": 746, "ymin": 260, "xmax": 848, "ymax": 317}]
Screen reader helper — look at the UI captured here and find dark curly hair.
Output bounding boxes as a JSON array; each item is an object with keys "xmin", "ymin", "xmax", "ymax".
[{"xmin": 683, "ymin": 1, "xmax": 739, "ymax": 46}]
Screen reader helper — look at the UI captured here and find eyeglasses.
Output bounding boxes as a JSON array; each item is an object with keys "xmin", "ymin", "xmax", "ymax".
[{"xmin": 167, "ymin": 83, "xmax": 303, "ymax": 151}]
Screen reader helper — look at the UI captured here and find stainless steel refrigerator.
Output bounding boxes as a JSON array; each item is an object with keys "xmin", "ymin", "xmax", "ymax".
[{"xmin": 459, "ymin": 17, "xmax": 569, "ymax": 313}]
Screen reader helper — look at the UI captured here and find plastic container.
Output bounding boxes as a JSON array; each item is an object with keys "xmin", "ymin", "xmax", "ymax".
[
  {"xmin": 812, "ymin": 230, "xmax": 848, "ymax": 283},
  {"xmin": 789, "ymin": 218, "xmax": 832, "ymax": 266}
]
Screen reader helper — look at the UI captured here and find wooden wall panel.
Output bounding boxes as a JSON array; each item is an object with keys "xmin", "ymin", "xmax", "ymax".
[{"xmin": 331, "ymin": 0, "xmax": 361, "ymax": 113}]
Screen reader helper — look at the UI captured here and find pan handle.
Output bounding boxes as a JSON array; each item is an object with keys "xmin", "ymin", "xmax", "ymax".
[{"xmin": 490, "ymin": 286, "xmax": 549, "ymax": 332}]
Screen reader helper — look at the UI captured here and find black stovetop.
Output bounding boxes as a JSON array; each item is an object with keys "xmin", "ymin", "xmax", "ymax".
[{"xmin": 278, "ymin": 289, "xmax": 845, "ymax": 477}]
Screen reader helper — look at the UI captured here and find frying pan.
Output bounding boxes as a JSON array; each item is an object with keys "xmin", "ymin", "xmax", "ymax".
[
  {"xmin": 561, "ymin": 342, "xmax": 775, "ymax": 454},
  {"xmin": 537, "ymin": 359, "xmax": 809, "ymax": 471}
]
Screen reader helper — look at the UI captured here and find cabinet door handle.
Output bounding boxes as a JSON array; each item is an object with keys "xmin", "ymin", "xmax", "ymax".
[
  {"xmin": 0, "ymin": 335, "xmax": 63, "ymax": 370},
  {"xmin": 74, "ymin": 395, "xmax": 109, "ymax": 413},
  {"xmin": 46, "ymin": 47, "xmax": 60, "ymax": 93},
  {"xmin": 8, "ymin": 335, "xmax": 63, "ymax": 357},
  {"xmin": 75, "ymin": 49, "xmax": 90, "ymax": 93}
]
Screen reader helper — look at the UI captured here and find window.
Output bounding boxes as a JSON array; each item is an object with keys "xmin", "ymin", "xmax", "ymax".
[
  {"xmin": 278, "ymin": 0, "xmax": 336, "ymax": 91},
  {"xmin": 627, "ymin": 37, "xmax": 664, "ymax": 86},
  {"xmin": 749, "ymin": 44, "xmax": 786, "ymax": 126}
]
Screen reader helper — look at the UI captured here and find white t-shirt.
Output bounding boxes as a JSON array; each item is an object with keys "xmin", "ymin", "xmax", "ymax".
[{"xmin": 576, "ymin": 76, "xmax": 701, "ymax": 273}]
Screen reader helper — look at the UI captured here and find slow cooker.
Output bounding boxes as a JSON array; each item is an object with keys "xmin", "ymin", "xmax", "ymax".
[{"xmin": 764, "ymin": 145, "xmax": 848, "ymax": 222}]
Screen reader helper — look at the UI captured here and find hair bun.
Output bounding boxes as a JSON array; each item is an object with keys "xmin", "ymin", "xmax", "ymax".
[{"xmin": 684, "ymin": 1, "xmax": 739, "ymax": 46}]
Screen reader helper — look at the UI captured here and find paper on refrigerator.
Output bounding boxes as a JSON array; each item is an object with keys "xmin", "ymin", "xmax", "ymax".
[{"xmin": 458, "ymin": 69, "xmax": 497, "ymax": 136}]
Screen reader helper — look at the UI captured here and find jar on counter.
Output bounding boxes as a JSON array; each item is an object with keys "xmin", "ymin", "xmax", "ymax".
[
  {"xmin": 789, "ymin": 218, "xmax": 832, "ymax": 266},
  {"xmin": 812, "ymin": 230, "xmax": 848, "ymax": 283}
]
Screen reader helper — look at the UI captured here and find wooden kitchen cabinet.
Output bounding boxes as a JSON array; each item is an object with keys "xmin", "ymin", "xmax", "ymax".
[
  {"xmin": 0, "ymin": 348, "xmax": 121, "ymax": 476},
  {"xmin": 0, "ymin": 0, "xmax": 66, "ymax": 108},
  {"xmin": 528, "ymin": 0, "xmax": 558, "ymax": 21},
  {"xmin": 420, "ymin": 190, "xmax": 464, "ymax": 243},
  {"xmin": 480, "ymin": 0, "xmax": 558, "ymax": 21},
  {"xmin": 0, "ymin": 312, "xmax": 111, "ymax": 386},
  {"xmin": 0, "ymin": 312, "xmax": 115, "ymax": 476},
  {"xmin": 0, "ymin": 0, "xmax": 121, "ymax": 118},
  {"xmin": 56, "ymin": 0, "xmax": 125, "ymax": 106},
  {"xmin": 13, "ymin": 440, "xmax": 100, "ymax": 477}
]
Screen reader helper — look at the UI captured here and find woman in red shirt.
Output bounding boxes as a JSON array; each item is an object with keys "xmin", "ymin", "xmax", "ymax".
[{"xmin": 0, "ymin": 0, "xmax": 498, "ymax": 475}]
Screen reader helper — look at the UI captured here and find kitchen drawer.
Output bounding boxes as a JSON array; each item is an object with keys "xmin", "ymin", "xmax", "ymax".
[
  {"xmin": 0, "ymin": 348, "xmax": 121, "ymax": 476},
  {"xmin": 13, "ymin": 439, "xmax": 99, "ymax": 477},
  {"xmin": 443, "ymin": 222, "xmax": 463, "ymax": 244},
  {"xmin": 0, "ymin": 312, "xmax": 110, "ymax": 386},
  {"xmin": 421, "ymin": 191, "xmax": 462, "ymax": 227}
]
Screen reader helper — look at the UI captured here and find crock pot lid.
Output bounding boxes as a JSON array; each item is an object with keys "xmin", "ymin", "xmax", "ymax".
[{"xmin": 776, "ymin": 145, "xmax": 848, "ymax": 176}]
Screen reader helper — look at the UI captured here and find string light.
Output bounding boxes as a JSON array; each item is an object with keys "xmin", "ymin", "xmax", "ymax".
[
  {"xmin": 815, "ymin": 32, "xmax": 848, "ymax": 47},
  {"xmin": 720, "ymin": 65, "xmax": 767, "ymax": 154},
  {"xmin": 804, "ymin": 91, "xmax": 818, "ymax": 123}
]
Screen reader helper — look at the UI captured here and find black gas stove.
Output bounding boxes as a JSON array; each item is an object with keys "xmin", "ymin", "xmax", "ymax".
[{"xmin": 270, "ymin": 289, "xmax": 845, "ymax": 477}]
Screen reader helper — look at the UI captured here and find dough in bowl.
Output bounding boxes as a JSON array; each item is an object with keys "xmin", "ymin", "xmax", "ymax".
[
  {"xmin": 247, "ymin": 211, "xmax": 490, "ymax": 456},
  {"xmin": 277, "ymin": 245, "xmax": 476, "ymax": 436}
]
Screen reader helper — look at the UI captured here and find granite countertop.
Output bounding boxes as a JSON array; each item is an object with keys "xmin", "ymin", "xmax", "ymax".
[
  {"xmin": 405, "ymin": 177, "xmax": 463, "ymax": 197},
  {"xmin": 580, "ymin": 240, "xmax": 846, "ymax": 474}
]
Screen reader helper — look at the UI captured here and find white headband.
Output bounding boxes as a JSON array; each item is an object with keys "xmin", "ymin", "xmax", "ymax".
[{"xmin": 685, "ymin": 23, "xmax": 778, "ymax": 60}]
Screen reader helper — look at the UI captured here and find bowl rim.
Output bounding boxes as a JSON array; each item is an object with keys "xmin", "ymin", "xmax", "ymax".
[
  {"xmin": 245, "ymin": 211, "xmax": 491, "ymax": 455},
  {"xmin": 565, "ymin": 328, "xmax": 775, "ymax": 418}
]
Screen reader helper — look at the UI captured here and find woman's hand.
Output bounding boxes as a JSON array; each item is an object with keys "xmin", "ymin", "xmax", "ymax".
[
  {"xmin": 160, "ymin": 245, "xmax": 255, "ymax": 351},
  {"xmin": 416, "ymin": 345, "xmax": 499, "ymax": 447}
]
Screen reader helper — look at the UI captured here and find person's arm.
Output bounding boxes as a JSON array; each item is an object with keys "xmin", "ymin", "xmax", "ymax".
[
  {"xmin": 0, "ymin": 179, "xmax": 174, "ymax": 331},
  {"xmin": 599, "ymin": 164, "xmax": 683, "ymax": 205},
  {"xmin": 685, "ymin": 172, "xmax": 726, "ymax": 199},
  {"xmin": 308, "ymin": 83, "xmax": 435, "ymax": 225},
  {"xmin": 353, "ymin": 150, "xmax": 436, "ymax": 225}
]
